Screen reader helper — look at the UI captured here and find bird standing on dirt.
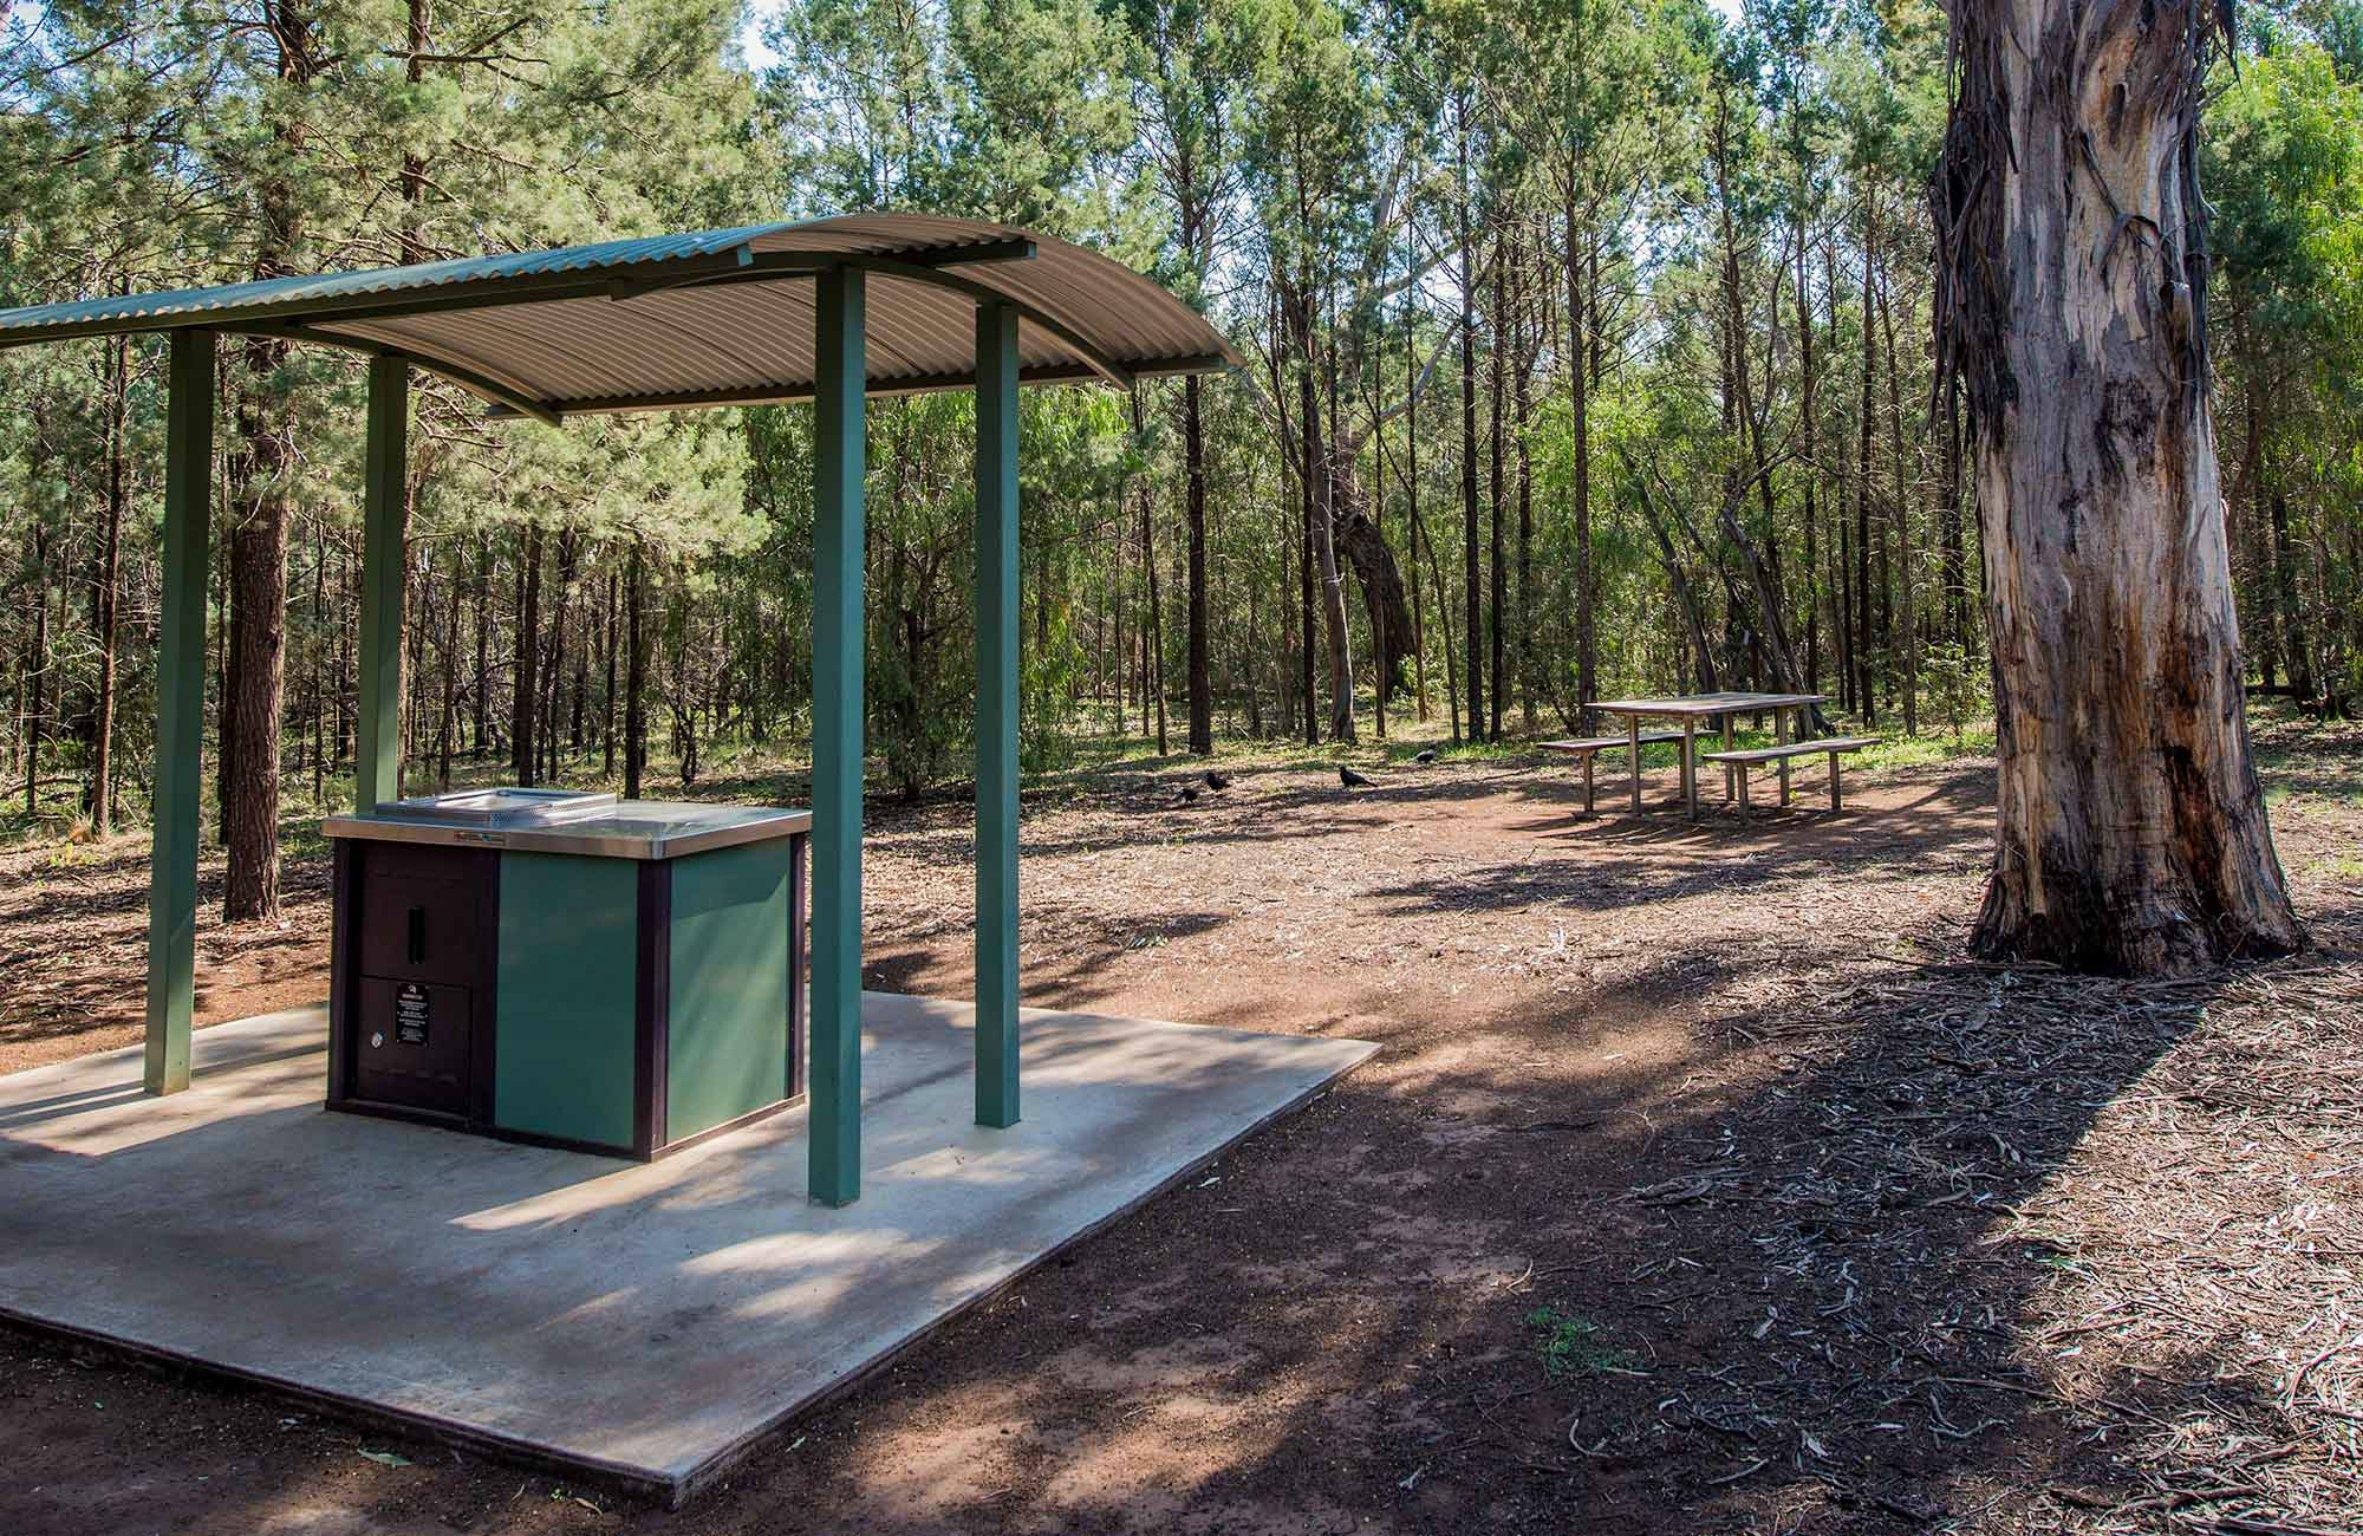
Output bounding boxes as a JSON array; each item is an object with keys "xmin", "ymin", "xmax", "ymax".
[
  {"xmin": 1204, "ymin": 770, "xmax": 1232, "ymax": 790},
  {"xmin": 1173, "ymin": 783, "xmax": 1202, "ymax": 806},
  {"xmin": 1339, "ymin": 766, "xmax": 1375, "ymax": 789}
]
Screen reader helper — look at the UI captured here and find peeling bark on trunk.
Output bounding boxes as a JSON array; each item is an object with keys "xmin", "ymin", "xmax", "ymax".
[
  {"xmin": 1934, "ymin": 0, "xmax": 2304, "ymax": 972},
  {"xmin": 221, "ymin": 0, "xmax": 315, "ymax": 921}
]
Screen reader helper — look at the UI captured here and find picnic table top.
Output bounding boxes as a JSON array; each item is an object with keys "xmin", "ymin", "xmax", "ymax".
[{"xmin": 1590, "ymin": 691, "xmax": 1827, "ymax": 717}]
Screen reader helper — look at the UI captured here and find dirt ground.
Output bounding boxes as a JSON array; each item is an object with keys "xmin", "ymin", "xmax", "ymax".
[{"xmin": 3, "ymin": 725, "xmax": 2360, "ymax": 1535}]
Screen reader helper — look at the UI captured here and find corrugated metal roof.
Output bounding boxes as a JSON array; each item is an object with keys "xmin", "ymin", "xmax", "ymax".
[{"xmin": 0, "ymin": 214, "xmax": 1238, "ymax": 417}]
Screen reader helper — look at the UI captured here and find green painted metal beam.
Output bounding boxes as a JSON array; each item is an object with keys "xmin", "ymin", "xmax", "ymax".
[
  {"xmin": 601, "ymin": 238, "xmax": 1036, "ymax": 303},
  {"xmin": 0, "ymin": 238, "xmax": 1044, "ymax": 351},
  {"xmin": 228, "ymin": 325, "xmax": 563, "ymax": 426},
  {"xmin": 473, "ymin": 355, "xmax": 1238, "ymax": 420},
  {"xmin": 974, "ymin": 300, "xmax": 1021, "ymax": 1129},
  {"xmin": 354, "ymin": 355, "xmax": 409, "ymax": 811},
  {"xmin": 475, "ymin": 362, "xmax": 1109, "ymax": 420},
  {"xmin": 808, "ymin": 265, "xmax": 867, "ymax": 1207},
  {"xmin": 848, "ymin": 257, "xmax": 1137, "ymax": 389},
  {"xmin": 144, "ymin": 330, "xmax": 214, "ymax": 1096}
]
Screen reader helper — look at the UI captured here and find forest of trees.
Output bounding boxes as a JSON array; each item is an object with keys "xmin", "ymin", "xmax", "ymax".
[{"xmin": 5, "ymin": 0, "xmax": 2362, "ymax": 921}]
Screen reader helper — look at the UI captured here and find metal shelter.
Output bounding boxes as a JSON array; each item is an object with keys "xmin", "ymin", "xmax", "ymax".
[{"xmin": 0, "ymin": 212, "xmax": 1239, "ymax": 1206}]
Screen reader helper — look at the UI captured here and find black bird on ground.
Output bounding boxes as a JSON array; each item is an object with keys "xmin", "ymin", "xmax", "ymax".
[
  {"xmin": 1339, "ymin": 765, "xmax": 1375, "ymax": 789},
  {"xmin": 1204, "ymin": 770, "xmax": 1232, "ymax": 790},
  {"xmin": 1173, "ymin": 783, "xmax": 1202, "ymax": 806},
  {"xmin": 1413, "ymin": 749, "xmax": 1438, "ymax": 765}
]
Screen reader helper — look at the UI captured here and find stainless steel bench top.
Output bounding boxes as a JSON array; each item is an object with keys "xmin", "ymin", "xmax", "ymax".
[{"xmin": 323, "ymin": 788, "xmax": 812, "ymax": 860}]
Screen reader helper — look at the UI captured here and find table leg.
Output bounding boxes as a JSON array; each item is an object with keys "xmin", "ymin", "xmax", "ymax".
[
  {"xmin": 1721, "ymin": 714, "xmax": 1736, "ymax": 801},
  {"xmin": 1735, "ymin": 765, "xmax": 1751, "ymax": 824},
  {"xmin": 1777, "ymin": 705, "xmax": 1792, "ymax": 806},
  {"xmin": 1627, "ymin": 715, "xmax": 1642, "ymax": 812},
  {"xmin": 1682, "ymin": 718, "xmax": 1697, "ymax": 820}
]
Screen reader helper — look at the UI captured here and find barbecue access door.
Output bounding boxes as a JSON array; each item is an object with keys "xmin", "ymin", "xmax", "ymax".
[
  {"xmin": 352, "ymin": 976, "xmax": 473, "ymax": 1116},
  {"xmin": 345, "ymin": 844, "xmax": 484, "ymax": 1119}
]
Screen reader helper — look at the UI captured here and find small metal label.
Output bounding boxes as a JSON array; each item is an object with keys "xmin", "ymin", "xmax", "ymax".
[{"xmin": 394, "ymin": 982, "xmax": 430, "ymax": 1044}]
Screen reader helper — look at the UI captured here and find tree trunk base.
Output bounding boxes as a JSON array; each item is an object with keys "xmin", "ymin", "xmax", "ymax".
[{"xmin": 1969, "ymin": 864, "xmax": 2306, "ymax": 975}]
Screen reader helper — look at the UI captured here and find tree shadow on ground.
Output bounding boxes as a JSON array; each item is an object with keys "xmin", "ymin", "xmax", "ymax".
[{"xmin": 722, "ymin": 927, "xmax": 2354, "ymax": 1534}]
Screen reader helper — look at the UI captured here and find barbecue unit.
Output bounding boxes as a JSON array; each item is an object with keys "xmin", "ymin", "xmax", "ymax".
[{"xmin": 322, "ymin": 789, "xmax": 809, "ymax": 1160}]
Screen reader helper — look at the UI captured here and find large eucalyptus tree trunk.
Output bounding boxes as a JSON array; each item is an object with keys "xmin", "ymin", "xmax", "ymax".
[{"xmin": 1934, "ymin": 0, "xmax": 2303, "ymax": 972}]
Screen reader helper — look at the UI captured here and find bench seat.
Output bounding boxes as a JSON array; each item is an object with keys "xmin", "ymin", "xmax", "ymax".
[
  {"xmin": 1539, "ymin": 731, "xmax": 1683, "ymax": 755},
  {"xmin": 1542, "ymin": 731, "xmax": 1683, "ymax": 813},
  {"xmin": 1698, "ymin": 737, "xmax": 1876, "ymax": 818},
  {"xmin": 1698, "ymin": 736, "xmax": 1877, "ymax": 765}
]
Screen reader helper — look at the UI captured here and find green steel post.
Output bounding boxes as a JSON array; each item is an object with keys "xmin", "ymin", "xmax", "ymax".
[
  {"xmin": 354, "ymin": 354, "xmax": 409, "ymax": 811},
  {"xmin": 145, "ymin": 330, "xmax": 214, "ymax": 1095},
  {"xmin": 809, "ymin": 265, "xmax": 867, "ymax": 1206},
  {"xmin": 974, "ymin": 301, "xmax": 1021, "ymax": 1128}
]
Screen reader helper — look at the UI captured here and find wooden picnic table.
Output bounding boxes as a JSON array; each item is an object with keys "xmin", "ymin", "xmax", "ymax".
[{"xmin": 1589, "ymin": 692, "xmax": 1827, "ymax": 818}]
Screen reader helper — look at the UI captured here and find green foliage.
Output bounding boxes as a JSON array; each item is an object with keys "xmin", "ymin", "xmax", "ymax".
[
  {"xmin": 5, "ymin": 0, "xmax": 2356, "ymax": 845},
  {"xmin": 1525, "ymin": 1306, "xmax": 1633, "ymax": 1381}
]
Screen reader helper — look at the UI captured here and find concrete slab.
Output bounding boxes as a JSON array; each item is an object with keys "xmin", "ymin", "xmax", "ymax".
[{"xmin": 0, "ymin": 994, "xmax": 1373, "ymax": 1505}]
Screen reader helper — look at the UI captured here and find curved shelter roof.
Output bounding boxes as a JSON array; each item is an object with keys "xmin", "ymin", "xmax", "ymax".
[{"xmin": 0, "ymin": 213, "xmax": 1239, "ymax": 422}]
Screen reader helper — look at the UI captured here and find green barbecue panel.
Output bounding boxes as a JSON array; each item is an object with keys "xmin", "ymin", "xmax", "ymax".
[
  {"xmin": 495, "ymin": 851, "xmax": 639, "ymax": 1149},
  {"xmin": 667, "ymin": 840, "xmax": 793, "ymax": 1141}
]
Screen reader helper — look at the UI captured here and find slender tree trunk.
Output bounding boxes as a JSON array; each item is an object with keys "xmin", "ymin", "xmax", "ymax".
[
  {"xmin": 89, "ymin": 330, "xmax": 128, "ymax": 832},
  {"xmin": 624, "ymin": 541, "xmax": 647, "ymax": 799},
  {"xmin": 1794, "ymin": 160, "xmax": 1822, "ymax": 696},
  {"xmin": 1292, "ymin": 314, "xmax": 1353, "ymax": 744},
  {"xmin": 401, "ymin": 0, "xmax": 431, "ymax": 261},
  {"xmin": 310, "ymin": 524, "xmax": 326, "ymax": 803},
  {"xmin": 216, "ymin": 542, "xmax": 235, "ymax": 841},
  {"xmin": 1420, "ymin": 492, "xmax": 1462, "ymax": 744},
  {"xmin": 1405, "ymin": 287, "xmax": 1428, "ymax": 721},
  {"xmin": 2271, "ymin": 489, "xmax": 2311, "ymax": 698},
  {"xmin": 1132, "ymin": 389, "xmax": 1171, "ymax": 754},
  {"xmin": 221, "ymin": 0, "xmax": 318, "ymax": 919},
  {"xmin": 467, "ymin": 534, "xmax": 486, "ymax": 756},
  {"xmin": 603, "ymin": 570, "xmax": 619, "ymax": 776},
  {"xmin": 1827, "ymin": 243, "xmax": 1854, "ymax": 711},
  {"xmin": 2237, "ymin": 327, "xmax": 2281, "ymax": 688},
  {"xmin": 1934, "ymin": 0, "xmax": 2304, "ymax": 970},
  {"xmin": 23, "ymin": 438, "xmax": 48, "ymax": 817},
  {"xmin": 1855, "ymin": 188, "xmax": 1879, "ymax": 724},
  {"xmin": 1566, "ymin": 195, "xmax": 1596, "ymax": 727},
  {"xmin": 1457, "ymin": 114, "xmax": 1485, "ymax": 745},
  {"xmin": 1487, "ymin": 232, "xmax": 1507, "ymax": 742},
  {"xmin": 225, "ymin": 342, "xmax": 292, "ymax": 919},
  {"xmin": 544, "ymin": 529, "xmax": 576, "ymax": 781},
  {"xmin": 511, "ymin": 525, "xmax": 541, "ymax": 785},
  {"xmin": 1876, "ymin": 271, "xmax": 1918, "ymax": 735},
  {"xmin": 437, "ymin": 555, "xmax": 458, "ymax": 790},
  {"xmin": 1295, "ymin": 330, "xmax": 1320, "ymax": 747},
  {"xmin": 1184, "ymin": 373, "xmax": 1211, "ymax": 754}
]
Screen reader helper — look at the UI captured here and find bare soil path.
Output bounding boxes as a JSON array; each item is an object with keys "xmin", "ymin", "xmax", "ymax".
[{"xmin": 3, "ymin": 729, "xmax": 2358, "ymax": 1534}]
